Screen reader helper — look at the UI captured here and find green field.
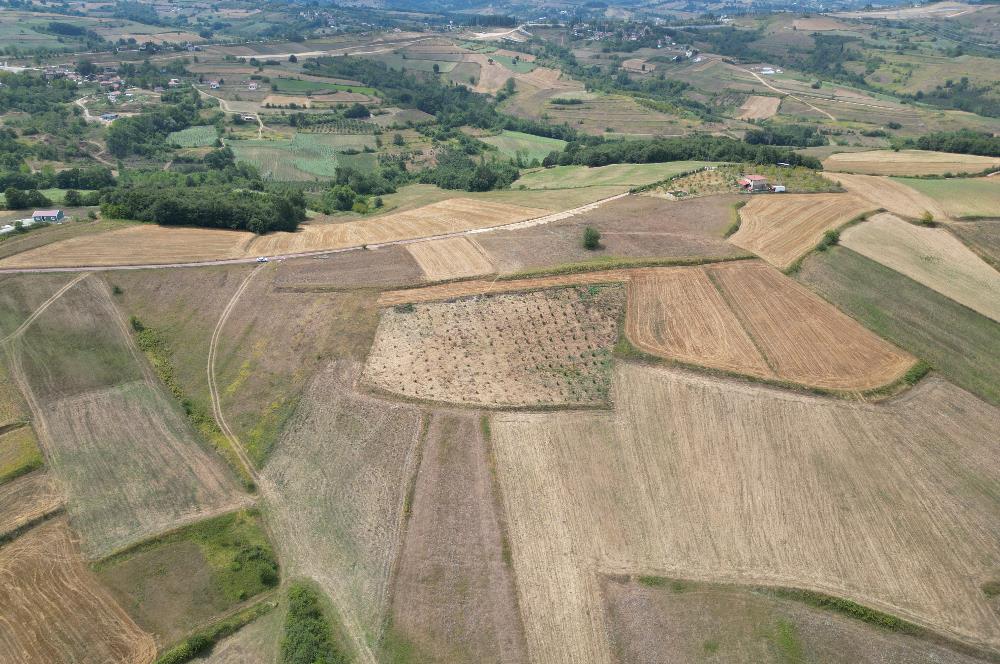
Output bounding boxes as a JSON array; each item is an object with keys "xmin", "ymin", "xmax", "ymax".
[
  {"xmin": 368, "ymin": 53, "xmax": 459, "ymax": 74},
  {"xmin": 0, "ymin": 425, "xmax": 43, "ymax": 485},
  {"xmin": 271, "ymin": 78, "xmax": 378, "ymax": 96},
  {"xmin": 167, "ymin": 125, "xmax": 218, "ymax": 148},
  {"xmin": 516, "ymin": 161, "xmax": 714, "ymax": 190},
  {"xmin": 797, "ymin": 246, "xmax": 1000, "ymax": 405},
  {"xmin": 480, "ymin": 130, "xmax": 567, "ymax": 163},
  {"xmin": 0, "ymin": 189, "xmax": 70, "ymax": 207},
  {"xmin": 230, "ymin": 133, "xmax": 377, "ymax": 180},
  {"xmin": 891, "ymin": 177, "xmax": 1000, "ymax": 219},
  {"xmin": 491, "ymin": 54, "xmax": 535, "ymax": 73}
]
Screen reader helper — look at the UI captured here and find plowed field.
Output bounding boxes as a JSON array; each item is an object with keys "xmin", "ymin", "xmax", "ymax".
[
  {"xmin": 737, "ymin": 95, "xmax": 781, "ymax": 120},
  {"xmin": 822, "ymin": 150, "xmax": 999, "ymax": 176},
  {"xmin": 842, "ymin": 213, "xmax": 1000, "ymax": 321},
  {"xmin": 0, "ymin": 471, "xmax": 61, "ymax": 539},
  {"xmin": 406, "ymin": 237, "xmax": 495, "ymax": 281},
  {"xmin": 729, "ymin": 193, "xmax": 873, "ymax": 269},
  {"xmin": 364, "ymin": 286, "xmax": 625, "ymax": 407},
  {"xmin": 824, "ymin": 173, "xmax": 950, "ymax": 221},
  {"xmin": 492, "ymin": 364, "xmax": 1000, "ymax": 664},
  {"xmin": 0, "ymin": 518, "xmax": 156, "ymax": 664}
]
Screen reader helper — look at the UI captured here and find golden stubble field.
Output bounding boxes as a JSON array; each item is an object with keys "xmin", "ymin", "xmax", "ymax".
[
  {"xmin": 737, "ymin": 95, "xmax": 781, "ymax": 120},
  {"xmin": 491, "ymin": 363, "xmax": 1000, "ymax": 664},
  {"xmin": 405, "ymin": 236, "xmax": 495, "ymax": 281},
  {"xmin": 841, "ymin": 213, "xmax": 1000, "ymax": 322},
  {"xmin": 824, "ymin": 172, "xmax": 951, "ymax": 221},
  {"xmin": 729, "ymin": 193, "xmax": 873, "ymax": 269},
  {"xmin": 0, "ymin": 471, "xmax": 62, "ymax": 539},
  {"xmin": 822, "ymin": 150, "xmax": 999, "ymax": 176}
]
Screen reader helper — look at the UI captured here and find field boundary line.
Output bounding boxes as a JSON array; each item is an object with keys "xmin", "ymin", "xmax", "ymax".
[{"xmin": 0, "ymin": 273, "xmax": 88, "ymax": 345}]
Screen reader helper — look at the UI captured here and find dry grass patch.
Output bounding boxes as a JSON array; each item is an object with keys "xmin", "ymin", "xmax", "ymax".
[
  {"xmin": 406, "ymin": 237, "xmax": 495, "ymax": 281},
  {"xmin": 737, "ymin": 95, "xmax": 781, "ymax": 120},
  {"xmin": 951, "ymin": 220, "xmax": 1000, "ymax": 269},
  {"xmin": 0, "ymin": 471, "xmax": 61, "ymax": 539},
  {"xmin": 260, "ymin": 360, "xmax": 422, "ymax": 661},
  {"xmin": 729, "ymin": 193, "xmax": 873, "ymax": 269},
  {"xmin": 364, "ymin": 286, "xmax": 624, "ymax": 408},
  {"xmin": 825, "ymin": 172, "xmax": 950, "ymax": 221},
  {"xmin": 388, "ymin": 411, "xmax": 527, "ymax": 664},
  {"xmin": 492, "ymin": 364, "xmax": 1000, "ymax": 664},
  {"xmin": 822, "ymin": 150, "xmax": 999, "ymax": 176},
  {"xmin": 378, "ymin": 270, "xmax": 631, "ymax": 306},
  {"xmin": 274, "ymin": 246, "xmax": 424, "ymax": 290},
  {"xmin": 199, "ymin": 605, "xmax": 284, "ymax": 664},
  {"xmin": 0, "ymin": 518, "xmax": 156, "ymax": 664},
  {"xmin": 841, "ymin": 213, "xmax": 1000, "ymax": 322},
  {"xmin": 892, "ymin": 176, "xmax": 1000, "ymax": 220}
]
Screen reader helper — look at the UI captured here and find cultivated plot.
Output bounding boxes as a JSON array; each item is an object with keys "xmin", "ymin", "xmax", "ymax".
[
  {"xmin": 841, "ymin": 213, "xmax": 1000, "ymax": 322},
  {"xmin": 0, "ymin": 471, "xmax": 61, "ymax": 539},
  {"xmin": 892, "ymin": 176, "xmax": 1000, "ymax": 220},
  {"xmin": 728, "ymin": 193, "xmax": 873, "ymax": 269},
  {"xmin": 0, "ymin": 518, "xmax": 156, "ymax": 664},
  {"xmin": 825, "ymin": 172, "xmax": 950, "ymax": 221},
  {"xmin": 405, "ymin": 237, "xmax": 495, "ymax": 281},
  {"xmin": 822, "ymin": 150, "xmax": 999, "ymax": 176},
  {"xmin": 737, "ymin": 95, "xmax": 781, "ymax": 120},
  {"xmin": 364, "ymin": 286, "xmax": 625, "ymax": 408},
  {"xmin": 492, "ymin": 364, "xmax": 1000, "ymax": 664}
]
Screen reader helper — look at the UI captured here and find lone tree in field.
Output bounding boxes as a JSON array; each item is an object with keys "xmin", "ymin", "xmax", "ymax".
[{"xmin": 583, "ymin": 226, "xmax": 602, "ymax": 250}]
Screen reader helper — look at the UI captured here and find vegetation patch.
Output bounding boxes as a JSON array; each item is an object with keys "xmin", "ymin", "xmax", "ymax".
[
  {"xmin": 0, "ymin": 423, "xmax": 43, "ymax": 484},
  {"xmin": 155, "ymin": 600, "xmax": 277, "ymax": 664},
  {"xmin": 280, "ymin": 582, "xmax": 353, "ymax": 664},
  {"xmin": 167, "ymin": 126, "xmax": 219, "ymax": 148}
]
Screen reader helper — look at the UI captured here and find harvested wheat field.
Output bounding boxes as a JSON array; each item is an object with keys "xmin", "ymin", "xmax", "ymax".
[
  {"xmin": 841, "ymin": 213, "xmax": 1000, "ymax": 322},
  {"xmin": 0, "ymin": 518, "xmax": 156, "ymax": 664},
  {"xmin": 405, "ymin": 237, "xmax": 495, "ymax": 281},
  {"xmin": 824, "ymin": 172, "xmax": 951, "ymax": 221},
  {"xmin": 602, "ymin": 577, "xmax": 993, "ymax": 664},
  {"xmin": 491, "ymin": 363, "xmax": 1000, "ymax": 664},
  {"xmin": 260, "ymin": 360, "xmax": 422, "ymax": 663},
  {"xmin": 822, "ymin": 150, "xmax": 999, "ymax": 176},
  {"xmin": 0, "ymin": 471, "xmax": 62, "ymax": 539},
  {"xmin": 249, "ymin": 198, "xmax": 548, "ymax": 256},
  {"xmin": 274, "ymin": 246, "xmax": 423, "ymax": 289},
  {"xmin": 737, "ymin": 95, "xmax": 781, "ymax": 120},
  {"xmin": 389, "ymin": 411, "xmax": 527, "ymax": 663},
  {"xmin": 729, "ymin": 193, "xmax": 873, "ymax": 269},
  {"xmin": 364, "ymin": 286, "xmax": 624, "ymax": 407},
  {"xmin": 792, "ymin": 16, "xmax": 856, "ymax": 30},
  {"xmin": 0, "ymin": 225, "xmax": 254, "ymax": 269}
]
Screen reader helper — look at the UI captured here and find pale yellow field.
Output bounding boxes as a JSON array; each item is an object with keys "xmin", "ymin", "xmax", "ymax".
[
  {"xmin": 0, "ymin": 471, "xmax": 62, "ymax": 539},
  {"xmin": 729, "ymin": 193, "xmax": 873, "ymax": 269},
  {"xmin": 823, "ymin": 150, "xmax": 999, "ymax": 176},
  {"xmin": 491, "ymin": 364, "xmax": 1000, "ymax": 664},
  {"xmin": 737, "ymin": 95, "xmax": 781, "ymax": 120},
  {"xmin": 841, "ymin": 213, "xmax": 1000, "ymax": 322},
  {"xmin": 405, "ymin": 237, "xmax": 495, "ymax": 281},
  {"xmin": 825, "ymin": 172, "xmax": 951, "ymax": 221}
]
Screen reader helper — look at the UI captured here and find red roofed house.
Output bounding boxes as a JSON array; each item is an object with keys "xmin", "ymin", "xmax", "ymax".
[{"xmin": 738, "ymin": 174, "xmax": 768, "ymax": 192}]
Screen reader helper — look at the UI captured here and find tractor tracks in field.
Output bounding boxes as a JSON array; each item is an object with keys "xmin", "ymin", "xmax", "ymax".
[{"xmin": 0, "ymin": 274, "xmax": 89, "ymax": 346}]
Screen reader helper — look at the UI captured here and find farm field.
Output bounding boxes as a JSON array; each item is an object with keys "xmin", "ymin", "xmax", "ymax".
[
  {"xmin": 0, "ymin": 518, "xmax": 156, "ymax": 664},
  {"xmin": 515, "ymin": 161, "xmax": 712, "ymax": 190},
  {"xmin": 822, "ymin": 150, "xmax": 999, "ymax": 176},
  {"xmin": 260, "ymin": 360, "xmax": 422, "ymax": 661},
  {"xmin": 797, "ymin": 246, "xmax": 1000, "ymax": 405},
  {"xmin": 271, "ymin": 77, "xmax": 378, "ymax": 95},
  {"xmin": 388, "ymin": 411, "xmax": 527, "ymax": 663},
  {"xmin": 363, "ymin": 286, "xmax": 625, "ymax": 408},
  {"xmin": 729, "ymin": 193, "xmax": 873, "ymax": 269},
  {"xmin": 736, "ymin": 95, "xmax": 781, "ymax": 120},
  {"xmin": 891, "ymin": 177, "xmax": 1000, "ymax": 219},
  {"xmin": 841, "ymin": 213, "xmax": 1000, "ymax": 321},
  {"xmin": 0, "ymin": 425, "xmax": 43, "ymax": 485},
  {"xmin": 273, "ymin": 246, "xmax": 423, "ymax": 289},
  {"xmin": 491, "ymin": 363, "xmax": 1000, "ymax": 664},
  {"xmin": 658, "ymin": 164, "xmax": 838, "ymax": 197},
  {"xmin": 951, "ymin": 220, "xmax": 1000, "ymax": 268},
  {"xmin": 405, "ymin": 236, "xmax": 495, "ymax": 281},
  {"xmin": 167, "ymin": 125, "xmax": 218, "ymax": 148},
  {"xmin": 200, "ymin": 604, "xmax": 283, "ymax": 664},
  {"xmin": 230, "ymin": 134, "xmax": 377, "ymax": 180},
  {"xmin": 603, "ymin": 577, "xmax": 994, "ymax": 664},
  {"xmin": 0, "ymin": 218, "xmax": 134, "ymax": 263},
  {"xmin": 479, "ymin": 130, "xmax": 567, "ymax": 163},
  {"xmin": 0, "ymin": 471, "xmax": 61, "ymax": 539},
  {"xmin": 825, "ymin": 172, "xmax": 950, "ymax": 221}
]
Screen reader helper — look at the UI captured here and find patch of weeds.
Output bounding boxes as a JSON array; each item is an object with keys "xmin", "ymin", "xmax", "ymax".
[
  {"xmin": 815, "ymin": 229, "xmax": 840, "ymax": 252},
  {"xmin": 394, "ymin": 303, "xmax": 416, "ymax": 314},
  {"xmin": 982, "ymin": 580, "xmax": 1000, "ymax": 598},
  {"xmin": 772, "ymin": 618, "xmax": 804, "ymax": 663},
  {"xmin": 281, "ymin": 581, "xmax": 353, "ymax": 664},
  {"xmin": 769, "ymin": 587, "xmax": 923, "ymax": 635},
  {"xmin": 703, "ymin": 639, "xmax": 720, "ymax": 654},
  {"xmin": 156, "ymin": 600, "xmax": 276, "ymax": 664},
  {"xmin": 902, "ymin": 360, "xmax": 931, "ymax": 385}
]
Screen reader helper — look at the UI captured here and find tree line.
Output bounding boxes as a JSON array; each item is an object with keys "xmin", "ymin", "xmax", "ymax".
[{"xmin": 543, "ymin": 135, "xmax": 822, "ymax": 168}]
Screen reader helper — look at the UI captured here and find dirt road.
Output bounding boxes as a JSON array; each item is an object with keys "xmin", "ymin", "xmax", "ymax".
[{"xmin": 738, "ymin": 67, "xmax": 836, "ymax": 121}]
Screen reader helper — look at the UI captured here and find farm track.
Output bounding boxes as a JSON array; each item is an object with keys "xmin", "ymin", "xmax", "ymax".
[
  {"xmin": 0, "ymin": 273, "xmax": 88, "ymax": 344},
  {"xmin": 737, "ymin": 67, "xmax": 836, "ymax": 121}
]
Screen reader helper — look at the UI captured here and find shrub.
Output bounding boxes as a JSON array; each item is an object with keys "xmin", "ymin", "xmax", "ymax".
[
  {"xmin": 583, "ymin": 226, "xmax": 602, "ymax": 250},
  {"xmin": 280, "ymin": 583, "xmax": 351, "ymax": 664},
  {"xmin": 815, "ymin": 229, "xmax": 840, "ymax": 251}
]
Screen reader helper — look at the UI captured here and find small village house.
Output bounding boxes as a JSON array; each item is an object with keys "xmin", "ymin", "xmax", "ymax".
[
  {"xmin": 738, "ymin": 174, "xmax": 769, "ymax": 192},
  {"xmin": 32, "ymin": 209, "xmax": 64, "ymax": 223}
]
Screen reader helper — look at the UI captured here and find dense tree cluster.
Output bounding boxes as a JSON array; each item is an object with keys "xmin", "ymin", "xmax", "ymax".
[
  {"xmin": 0, "ymin": 73, "xmax": 79, "ymax": 114},
  {"xmin": 280, "ymin": 583, "xmax": 350, "ymax": 664},
  {"xmin": 745, "ymin": 123, "xmax": 826, "ymax": 148},
  {"xmin": 907, "ymin": 130, "xmax": 1000, "ymax": 158},
  {"xmin": 106, "ymin": 88, "xmax": 203, "ymax": 157},
  {"xmin": 544, "ymin": 135, "xmax": 821, "ymax": 168},
  {"xmin": 419, "ymin": 148, "xmax": 520, "ymax": 191}
]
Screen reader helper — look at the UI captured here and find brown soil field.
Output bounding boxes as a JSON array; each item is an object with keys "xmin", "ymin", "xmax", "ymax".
[
  {"xmin": 951, "ymin": 220, "xmax": 1000, "ymax": 269},
  {"xmin": 0, "ymin": 518, "xmax": 156, "ymax": 663},
  {"xmin": 0, "ymin": 224, "xmax": 254, "ymax": 269},
  {"xmin": 825, "ymin": 172, "xmax": 951, "ymax": 221},
  {"xmin": 603, "ymin": 577, "xmax": 994, "ymax": 664},
  {"xmin": 260, "ymin": 360, "xmax": 422, "ymax": 663},
  {"xmin": 729, "ymin": 193, "xmax": 873, "ymax": 269},
  {"xmin": 389, "ymin": 411, "xmax": 527, "ymax": 663},
  {"xmin": 792, "ymin": 16, "xmax": 857, "ymax": 30},
  {"xmin": 364, "ymin": 286, "xmax": 624, "ymax": 408},
  {"xmin": 405, "ymin": 237, "xmax": 495, "ymax": 281},
  {"xmin": 491, "ymin": 363, "xmax": 1000, "ymax": 664},
  {"xmin": 822, "ymin": 150, "xmax": 999, "ymax": 176},
  {"xmin": 841, "ymin": 213, "xmax": 1000, "ymax": 322},
  {"xmin": 273, "ymin": 245, "xmax": 424, "ymax": 289},
  {"xmin": 737, "ymin": 95, "xmax": 781, "ymax": 120},
  {"xmin": 0, "ymin": 471, "xmax": 62, "ymax": 539},
  {"xmin": 474, "ymin": 194, "xmax": 749, "ymax": 273}
]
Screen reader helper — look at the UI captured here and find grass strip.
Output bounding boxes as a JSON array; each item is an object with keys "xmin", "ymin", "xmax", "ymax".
[{"xmin": 155, "ymin": 598, "xmax": 277, "ymax": 664}]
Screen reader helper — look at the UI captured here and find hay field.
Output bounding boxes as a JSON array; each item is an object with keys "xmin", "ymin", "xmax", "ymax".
[
  {"xmin": 737, "ymin": 95, "xmax": 781, "ymax": 120},
  {"xmin": 491, "ymin": 363, "xmax": 1000, "ymax": 664},
  {"xmin": 825, "ymin": 172, "xmax": 950, "ymax": 221},
  {"xmin": 389, "ymin": 412, "xmax": 527, "ymax": 663},
  {"xmin": 626, "ymin": 263, "xmax": 914, "ymax": 390},
  {"xmin": 0, "ymin": 471, "xmax": 61, "ymax": 539},
  {"xmin": 516, "ymin": 162, "xmax": 712, "ymax": 190},
  {"xmin": 822, "ymin": 150, "xmax": 999, "ymax": 176},
  {"xmin": 603, "ymin": 577, "xmax": 992, "ymax": 664},
  {"xmin": 201, "ymin": 607, "xmax": 283, "ymax": 664},
  {"xmin": 260, "ymin": 361, "xmax": 422, "ymax": 660},
  {"xmin": 0, "ymin": 225, "xmax": 254, "ymax": 269},
  {"xmin": 364, "ymin": 286, "xmax": 624, "ymax": 408},
  {"xmin": 0, "ymin": 518, "xmax": 156, "ymax": 664},
  {"xmin": 479, "ymin": 130, "xmax": 567, "ymax": 162},
  {"xmin": 405, "ymin": 237, "xmax": 495, "ymax": 281},
  {"xmin": 841, "ymin": 213, "xmax": 1000, "ymax": 322},
  {"xmin": 892, "ymin": 177, "xmax": 1000, "ymax": 219},
  {"xmin": 729, "ymin": 193, "xmax": 873, "ymax": 269},
  {"xmin": 249, "ymin": 198, "xmax": 548, "ymax": 256},
  {"xmin": 0, "ymin": 425, "xmax": 42, "ymax": 485}
]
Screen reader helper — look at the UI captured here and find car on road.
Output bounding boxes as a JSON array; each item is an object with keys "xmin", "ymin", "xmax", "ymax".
[{"xmin": 256, "ymin": 256, "xmax": 269, "ymax": 263}]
